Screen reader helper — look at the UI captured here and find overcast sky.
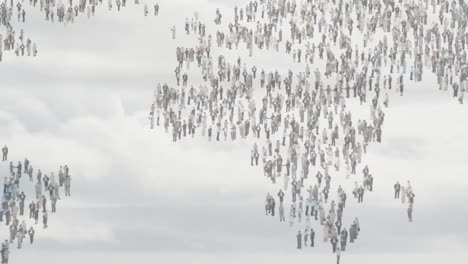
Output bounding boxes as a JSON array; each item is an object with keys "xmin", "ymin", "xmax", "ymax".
[{"xmin": 0, "ymin": 0, "xmax": 467, "ymax": 263}]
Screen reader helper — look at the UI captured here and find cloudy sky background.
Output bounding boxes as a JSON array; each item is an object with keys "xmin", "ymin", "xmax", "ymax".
[{"xmin": 0, "ymin": 0, "xmax": 467, "ymax": 263}]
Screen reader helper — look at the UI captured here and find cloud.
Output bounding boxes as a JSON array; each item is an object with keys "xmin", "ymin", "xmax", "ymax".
[{"xmin": 0, "ymin": 0, "xmax": 467, "ymax": 263}]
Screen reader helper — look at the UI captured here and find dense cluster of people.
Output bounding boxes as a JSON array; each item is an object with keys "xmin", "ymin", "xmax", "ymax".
[
  {"xmin": 0, "ymin": 0, "xmax": 160, "ymax": 62},
  {"xmin": 147, "ymin": 0, "xmax": 468, "ymax": 261},
  {"xmin": 149, "ymin": 0, "xmax": 387, "ymax": 260},
  {"xmin": 0, "ymin": 1, "xmax": 38, "ymax": 62},
  {"xmin": 0, "ymin": 145, "xmax": 72, "ymax": 264}
]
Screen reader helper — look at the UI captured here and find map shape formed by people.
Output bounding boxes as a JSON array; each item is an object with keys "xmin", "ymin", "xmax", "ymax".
[{"xmin": 0, "ymin": 0, "xmax": 467, "ymax": 263}]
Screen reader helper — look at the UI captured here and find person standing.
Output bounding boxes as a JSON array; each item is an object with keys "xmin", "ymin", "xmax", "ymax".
[
  {"xmin": 277, "ymin": 189, "xmax": 285, "ymax": 204},
  {"xmin": 28, "ymin": 201, "xmax": 35, "ymax": 219},
  {"xmin": 171, "ymin": 25, "xmax": 176, "ymax": 39},
  {"xmin": 279, "ymin": 203, "xmax": 285, "ymax": 222},
  {"xmin": 336, "ymin": 246, "xmax": 341, "ymax": 264},
  {"xmin": 16, "ymin": 161, "xmax": 22, "ymax": 178},
  {"xmin": 407, "ymin": 204, "xmax": 413, "ymax": 223},
  {"xmin": 296, "ymin": 230, "xmax": 302, "ymax": 249},
  {"xmin": 310, "ymin": 228, "xmax": 315, "ymax": 247},
  {"xmin": 1, "ymin": 240, "xmax": 9, "ymax": 264},
  {"xmin": 28, "ymin": 166, "xmax": 33, "ymax": 182},
  {"xmin": 1, "ymin": 146, "xmax": 7, "ymax": 161},
  {"xmin": 357, "ymin": 186, "xmax": 364, "ymax": 203},
  {"xmin": 16, "ymin": 226, "xmax": 24, "ymax": 249},
  {"xmin": 331, "ymin": 235, "xmax": 338, "ymax": 253},
  {"xmin": 394, "ymin": 182, "xmax": 401, "ymax": 199},
  {"xmin": 340, "ymin": 228, "xmax": 348, "ymax": 251},
  {"xmin": 149, "ymin": 103, "xmax": 155, "ymax": 129},
  {"xmin": 23, "ymin": 158, "xmax": 29, "ymax": 173},
  {"xmin": 9, "ymin": 224, "xmax": 16, "ymax": 244},
  {"xmin": 18, "ymin": 192, "xmax": 25, "ymax": 216},
  {"xmin": 51, "ymin": 196, "xmax": 57, "ymax": 213},
  {"xmin": 34, "ymin": 208, "xmax": 39, "ymax": 225},
  {"xmin": 42, "ymin": 210, "xmax": 48, "ymax": 229},
  {"xmin": 304, "ymin": 228, "xmax": 309, "ymax": 247},
  {"xmin": 65, "ymin": 175, "xmax": 72, "ymax": 197},
  {"xmin": 154, "ymin": 3, "xmax": 159, "ymax": 16},
  {"xmin": 401, "ymin": 186, "xmax": 406, "ymax": 204},
  {"xmin": 28, "ymin": 227, "xmax": 35, "ymax": 244}
]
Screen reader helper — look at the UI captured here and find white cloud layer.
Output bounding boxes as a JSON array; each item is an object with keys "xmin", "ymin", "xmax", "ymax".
[{"xmin": 0, "ymin": 0, "xmax": 467, "ymax": 263}]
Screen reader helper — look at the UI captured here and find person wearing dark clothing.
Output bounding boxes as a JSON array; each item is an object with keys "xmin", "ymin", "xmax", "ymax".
[
  {"xmin": 18, "ymin": 192, "xmax": 25, "ymax": 216},
  {"xmin": 28, "ymin": 227, "xmax": 35, "ymax": 244},
  {"xmin": 5, "ymin": 210, "xmax": 10, "ymax": 226},
  {"xmin": 24, "ymin": 158, "xmax": 29, "ymax": 173},
  {"xmin": 394, "ymin": 182, "xmax": 401, "ymax": 199},
  {"xmin": 34, "ymin": 209, "xmax": 39, "ymax": 225},
  {"xmin": 1, "ymin": 146, "xmax": 7, "ymax": 161},
  {"xmin": 29, "ymin": 202, "xmax": 35, "ymax": 219},
  {"xmin": 296, "ymin": 231, "xmax": 302, "ymax": 249},
  {"xmin": 309, "ymin": 228, "xmax": 315, "ymax": 247},
  {"xmin": 357, "ymin": 187, "xmax": 364, "ymax": 203},
  {"xmin": 331, "ymin": 236, "xmax": 338, "ymax": 253},
  {"xmin": 340, "ymin": 228, "xmax": 348, "ymax": 251},
  {"xmin": 277, "ymin": 190, "xmax": 284, "ymax": 203},
  {"xmin": 368, "ymin": 174, "xmax": 373, "ymax": 191}
]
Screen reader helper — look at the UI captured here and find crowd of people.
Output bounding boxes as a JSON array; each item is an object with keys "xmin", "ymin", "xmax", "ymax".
[
  {"xmin": 1, "ymin": 0, "xmax": 464, "ymax": 261},
  {"xmin": 0, "ymin": 0, "xmax": 160, "ymax": 62},
  {"xmin": 147, "ymin": 0, "xmax": 468, "ymax": 261},
  {"xmin": 149, "ymin": 0, "xmax": 386, "ymax": 260},
  {"xmin": 0, "ymin": 145, "xmax": 72, "ymax": 264},
  {"xmin": 0, "ymin": 1, "xmax": 38, "ymax": 62}
]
